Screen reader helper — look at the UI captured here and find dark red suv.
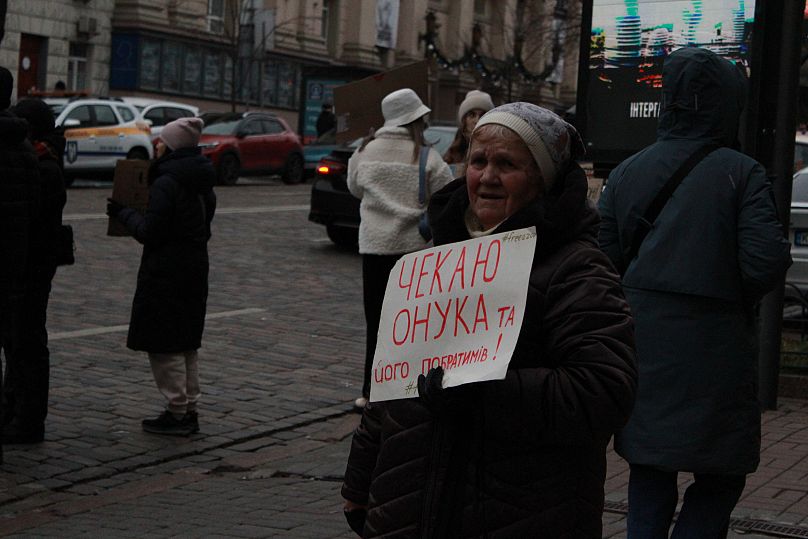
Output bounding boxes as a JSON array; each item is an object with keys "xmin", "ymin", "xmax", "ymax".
[{"xmin": 199, "ymin": 112, "xmax": 304, "ymax": 185}]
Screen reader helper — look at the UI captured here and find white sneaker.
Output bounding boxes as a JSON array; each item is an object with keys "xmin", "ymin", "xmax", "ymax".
[{"xmin": 354, "ymin": 397, "xmax": 368, "ymax": 410}]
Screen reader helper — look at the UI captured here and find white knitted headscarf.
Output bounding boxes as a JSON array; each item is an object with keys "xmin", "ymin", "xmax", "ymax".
[{"xmin": 473, "ymin": 102, "xmax": 584, "ymax": 190}]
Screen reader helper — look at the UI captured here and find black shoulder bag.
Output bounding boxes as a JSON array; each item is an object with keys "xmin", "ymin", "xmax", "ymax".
[{"xmin": 624, "ymin": 144, "xmax": 718, "ymax": 272}]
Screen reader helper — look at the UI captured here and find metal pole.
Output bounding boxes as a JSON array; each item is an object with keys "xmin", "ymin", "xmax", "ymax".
[{"xmin": 758, "ymin": 0, "xmax": 805, "ymax": 410}]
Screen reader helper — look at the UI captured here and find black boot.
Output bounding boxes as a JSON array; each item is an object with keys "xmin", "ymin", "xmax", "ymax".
[
  {"xmin": 142, "ymin": 410, "xmax": 194, "ymax": 436},
  {"xmin": 184, "ymin": 410, "xmax": 199, "ymax": 434}
]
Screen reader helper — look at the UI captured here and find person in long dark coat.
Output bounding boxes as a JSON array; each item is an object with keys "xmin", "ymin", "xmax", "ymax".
[
  {"xmin": 0, "ymin": 67, "xmax": 41, "ymax": 461},
  {"xmin": 598, "ymin": 47, "xmax": 792, "ymax": 538},
  {"xmin": 108, "ymin": 117, "xmax": 216, "ymax": 437},
  {"xmin": 342, "ymin": 103, "xmax": 637, "ymax": 538},
  {"xmin": 316, "ymin": 102, "xmax": 336, "ymax": 139},
  {"xmin": 2, "ymin": 98, "xmax": 66, "ymax": 444}
]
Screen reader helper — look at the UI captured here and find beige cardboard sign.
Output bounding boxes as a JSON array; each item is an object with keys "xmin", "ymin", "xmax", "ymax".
[
  {"xmin": 333, "ymin": 60, "xmax": 429, "ymax": 143},
  {"xmin": 108, "ymin": 159, "xmax": 150, "ymax": 237}
]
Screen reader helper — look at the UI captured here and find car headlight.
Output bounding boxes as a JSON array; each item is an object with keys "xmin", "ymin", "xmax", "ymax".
[{"xmin": 199, "ymin": 142, "xmax": 219, "ymax": 149}]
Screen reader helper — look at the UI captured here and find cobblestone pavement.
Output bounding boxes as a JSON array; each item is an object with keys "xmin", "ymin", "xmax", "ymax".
[{"xmin": 0, "ymin": 179, "xmax": 806, "ymax": 538}]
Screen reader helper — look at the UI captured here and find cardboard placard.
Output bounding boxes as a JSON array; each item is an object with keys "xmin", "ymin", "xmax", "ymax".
[
  {"xmin": 108, "ymin": 159, "xmax": 150, "ymax": 237},
  {"xmin": 370, "ymin": 227, "xmax": 537, "ymax": 402},
  {"xmin": 333, "ymin": 60, "xmax": 429, "ymax": 143}
]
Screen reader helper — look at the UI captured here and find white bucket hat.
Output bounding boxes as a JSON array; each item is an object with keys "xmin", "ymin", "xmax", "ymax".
[{"xmin": 382, "ymin": 88, "xmax": 431, "ymax": 127}]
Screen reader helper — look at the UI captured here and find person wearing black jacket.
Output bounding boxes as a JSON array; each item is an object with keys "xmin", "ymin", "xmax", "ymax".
[
  {"xmin": 342, "ymin": 103, "xmax": 637, "ymax": 538},
  {"xmin": 108, "ymin": 117, "xmax": 216, "ymax": 437},
  {"xmin": 1, "ymin": 98, "xmax": 67, "ymax": 444},
  {"xmin": 599, "ymin": 47, "xmax": 791, "ymax": 537},
  {"xmin": 316, "ymin": 102, "xmax": 336, "ymax": 139},
  {"xmin": 0, "ymin": 68, "xmax": 41, "ymax": 460}
]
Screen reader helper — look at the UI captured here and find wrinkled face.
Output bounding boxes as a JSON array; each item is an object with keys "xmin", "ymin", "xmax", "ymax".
[
  {"xmin": 462, "ymin": 109, "xmax": 486, "ymax": 137},
  {"xmin": 466, "ymin": 126, "xmax": 542, "ymax": 229}
]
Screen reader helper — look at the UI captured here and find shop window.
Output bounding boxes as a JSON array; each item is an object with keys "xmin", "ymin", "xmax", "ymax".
[
  {"xmin": 276, "ymin": 62, "xmax": 298, "ymax": 109},
  {"xmin": 262, "ymin": 61, "xmax": 277, "ymax": 105},
  {"xmin": 260, "ymin": 60, "xmax": 299, "ymax": 109},
  {"xmin": 224, "ymin": 55, "xmax": 234, "ymax": 100},
  {"xmin": 161, "ymin": 42, "xmax": 182, "ymax": 92},
  {"xmin": 204, "ymin": 51, "xmax": 223, "ymax": 97},
  {"xmin": 67, "ymin": 42, "xmax": 89, "ymax": 91},
  {"xmin": 140, "ymin": 40, "xmax": 161, "ymax": 89},
  {"xmin": 183, "ymin": 48, "xmax": 203, "ymax": 95}
]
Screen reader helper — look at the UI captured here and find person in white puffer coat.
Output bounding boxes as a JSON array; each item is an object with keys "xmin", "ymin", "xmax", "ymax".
[{"xmin": 347, "ymin": 88, "xmax": 453, "ymax": 410}]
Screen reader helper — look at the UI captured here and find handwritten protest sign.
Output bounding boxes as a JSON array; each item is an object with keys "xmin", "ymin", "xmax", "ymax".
[{"xmin": 370, "ymin": 227, "xmax": 537, "ymax": 402}]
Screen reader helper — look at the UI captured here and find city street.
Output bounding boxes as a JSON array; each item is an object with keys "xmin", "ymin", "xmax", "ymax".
[{"xmin": 0, "ymin": 179, "xmax": 807, "ymax": 538}]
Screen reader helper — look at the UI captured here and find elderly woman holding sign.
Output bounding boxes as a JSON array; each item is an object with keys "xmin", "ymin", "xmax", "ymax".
[{"xmin": 341, "ymin": 102, "xmax": 637, "ymax": 538}]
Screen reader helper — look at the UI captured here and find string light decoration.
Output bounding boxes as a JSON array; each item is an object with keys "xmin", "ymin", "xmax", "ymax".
[{"xmin": 419, "ymin": 4, "xmax": 567, "ymax": 88}]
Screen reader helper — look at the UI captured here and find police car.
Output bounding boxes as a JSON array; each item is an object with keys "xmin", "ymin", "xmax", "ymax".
[{"xmin": 54, "ymin": 98, "xmax": 153, "ymax": 183}]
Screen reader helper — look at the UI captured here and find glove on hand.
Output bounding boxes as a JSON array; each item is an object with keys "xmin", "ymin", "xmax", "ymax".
[
  {"xmin": 106, "ymin": 198, "xmax": 125, "ymax": 217},
  {"xmin": 418, "ymin": 366, "xmax": 474, "ymax": 416}
]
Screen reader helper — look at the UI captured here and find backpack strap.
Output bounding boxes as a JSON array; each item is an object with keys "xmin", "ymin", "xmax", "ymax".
[
  {"xmin": 418, "ymin": 146, "xmax": 430, "ymax": 206},
  {"xmin": 624, "ymin": 144, "xmax": 718, "ymax": 269}
]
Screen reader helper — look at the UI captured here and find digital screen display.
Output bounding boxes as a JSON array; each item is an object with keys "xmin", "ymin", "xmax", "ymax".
[{"xmin": 581, "ymin": 1, "xmax": 757, "ymax": 165}]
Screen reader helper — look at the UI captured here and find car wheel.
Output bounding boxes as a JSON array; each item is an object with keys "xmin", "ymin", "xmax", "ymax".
[
  {"xmin": 127, "ymin": 147, "xmax": 150, "ymax": 160},
  {"xmin": 218, "ymin": 154, "xmax": 240, "ymax": 186},
  {"xmin": 281, "ymin": 153, "xmax": 304, "ymax": 185},
  {"xmin": 326, "ymin": 225, "xmax": 358, "ymax": 249}
]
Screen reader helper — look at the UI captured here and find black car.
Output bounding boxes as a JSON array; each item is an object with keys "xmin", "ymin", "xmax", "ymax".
[{"xmin": 309, "ymin": 125, "xmax": 458, "ymax": 247}]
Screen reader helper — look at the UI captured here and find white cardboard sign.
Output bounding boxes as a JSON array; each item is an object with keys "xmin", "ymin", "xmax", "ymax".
[{"xmin": 370, "ymin": 227, "xmax": 537, "ymax": 402}]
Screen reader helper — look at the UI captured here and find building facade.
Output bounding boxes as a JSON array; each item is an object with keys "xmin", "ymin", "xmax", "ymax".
[
  {"xmin": 0, "ymin": 0, "xmax": 581, "ymax": 134},
  {"xmin": 0, "ymin": 0, "xmax": 115, "ymax": 101}
]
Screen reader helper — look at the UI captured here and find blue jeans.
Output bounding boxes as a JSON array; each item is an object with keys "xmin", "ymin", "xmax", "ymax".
[{"xmin": 627, "ymin": 464, "xmax": 746, "ymax": 539}]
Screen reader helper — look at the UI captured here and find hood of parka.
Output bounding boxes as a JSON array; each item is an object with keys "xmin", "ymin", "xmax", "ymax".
[
  {"xmin": 0, "ymin": 110, "xmax": 30, "ymax": 146},
  {"xmin": 657, "ymin": 47, "xmax": 747, "ymax": 146}
]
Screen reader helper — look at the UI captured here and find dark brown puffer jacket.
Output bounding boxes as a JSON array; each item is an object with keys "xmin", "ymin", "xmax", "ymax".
[{"xmin": 342, "ymin": 163, "xmax": 637, "ymax": 539}]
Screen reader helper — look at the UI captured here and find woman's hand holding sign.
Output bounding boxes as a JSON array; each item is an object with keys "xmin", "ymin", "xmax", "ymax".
[{"xmin": 417, "ymin": 366, "xmax": 479, "ymax": 416}]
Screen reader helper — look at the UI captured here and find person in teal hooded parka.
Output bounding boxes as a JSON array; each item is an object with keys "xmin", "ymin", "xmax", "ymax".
[{"xmin": 598, "ymin": 47, "xmax": 792, "ymax": 538}]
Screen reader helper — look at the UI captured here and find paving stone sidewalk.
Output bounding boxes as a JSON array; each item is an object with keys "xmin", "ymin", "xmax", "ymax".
[{"xmin": 0, "ymin": 184, "xmax": 806, "ymax": 538}]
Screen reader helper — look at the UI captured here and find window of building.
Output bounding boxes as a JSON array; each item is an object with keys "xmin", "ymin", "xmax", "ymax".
[
  {"xmin": 321, "ymin": 1, "xmax": 330, "ymax": 38},
  {"xmin": 224, "ymin": 55, "xmax": 234, "ymax": 100},
  {"xmin": 161, "ymin": 41, "xmax": 182, "ymax": 92},
  {"xmin": 183, "ymin": 48, "xmax": 203, "ymax": 95},
  {"xmin": 67, "ymin": 42, "xmax": 89, "ymax": 91},
  {"xmin": 204, "ymin": 51, "xmax": 223, "ymax": 97},
  {"xmin": 127, "ymin": 34, "xmax": 300, "ymax": 109},
  {"xmin": 275, "ymin": 61, "xmax": 298, "ymax": 109},
  {"xmin": 208, "ymin": 0, "xmax": 225, "ymax": 34},
  {"xmin": 140, "ymin": 40, "xmax": 161, "ymax": 89}
]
